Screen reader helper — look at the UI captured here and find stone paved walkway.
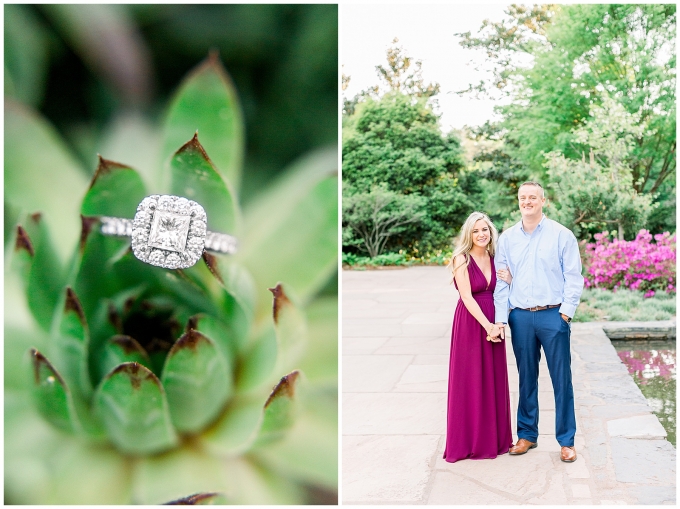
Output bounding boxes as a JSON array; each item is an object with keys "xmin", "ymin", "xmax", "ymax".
[{"xmin": 342, "ymin": 266, "xmax": 675, "ymax": 505}]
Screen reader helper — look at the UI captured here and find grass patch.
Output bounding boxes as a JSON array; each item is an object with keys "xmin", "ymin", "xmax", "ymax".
[{"xmin": 574, "ymin": 288, "xmax": 676, "ymax": 322}]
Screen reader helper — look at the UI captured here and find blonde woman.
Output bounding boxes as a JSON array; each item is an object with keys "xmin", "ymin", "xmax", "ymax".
[{"xmin": 443, "ymin": 212, "xmax": 513, "ymax": 463}]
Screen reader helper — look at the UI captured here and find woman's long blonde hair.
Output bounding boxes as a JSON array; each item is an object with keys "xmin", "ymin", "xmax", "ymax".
[{"xmin": 448, "ymin": 212, "xmax": 499, "ymax": 277}]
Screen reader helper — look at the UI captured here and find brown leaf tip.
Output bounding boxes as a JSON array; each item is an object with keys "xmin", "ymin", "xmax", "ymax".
[
  {"xmin": 185, "ymin": 315, "xmax": 200, "ymax": 333},
  {"xmin": 15, "ymin": 226, "xmax": 35, "ymax": 257},
  {"xmin": 176, "ymin": 132, "xmax": 215, "ymax": 169},
  {"xmin": 30, "ymin": 212, "xmax": 42, "ymax": 223},
  {"xmin": 165, "ymin": 492, "xmax": 220, "ymax": 505},
  {"xmin": 89, "ymin": 155, "xmax": 132, "ymax": 190},
  {"xmin": 268, "ymin": 283, "xmax": 291, "ymax": 324},
  {"xmin": 171, "ymin": 330, "xmax": 209, "ymax": 355},
  {"xmin": 110, "ymin": 335, "xmax": 148, "ymax": 357},
  {"xmin": 108, "ymin": 362, "xmax": 159, "ymax": 390},
  {"xmin": 202, "ymin": 252, "xmax": 224, "ymax": 284},
  {"xmin": 108, "ymin": 303, "xmax": 123, "ymax": 332},
  {"xmin": 80, "ymin": 215, "xmax": 99, "ymax": 252},
  {"xmin": 265, "ymin": 370, "xmax": 300, "ymax": 408},
  {"xmin": 30, "ymin": 348, "xmax": 65, "ymax": 386},
  {"xmin": 64, "ymin": 287, "xmax": 87, "ymax": 324}
]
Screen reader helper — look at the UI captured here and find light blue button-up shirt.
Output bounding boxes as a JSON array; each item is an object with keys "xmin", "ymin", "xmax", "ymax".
[{"xmin": 493, "ymin": 215, "xmax": 584, "ymax": 323}]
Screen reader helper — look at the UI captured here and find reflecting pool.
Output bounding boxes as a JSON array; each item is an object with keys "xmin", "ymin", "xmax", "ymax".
[{"xmin": 613, "ymin": 340, "xmax": 676, "ymax": 446}]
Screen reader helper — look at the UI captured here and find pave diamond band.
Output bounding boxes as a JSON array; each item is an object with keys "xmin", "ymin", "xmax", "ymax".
[{"xmin": 100, "ymin": 194, "xmax": 237, "ymax": 269}]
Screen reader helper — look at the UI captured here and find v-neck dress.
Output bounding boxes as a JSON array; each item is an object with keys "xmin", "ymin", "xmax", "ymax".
[{"xmin": 443, "ymin": 255, "xmax": 513, "ymax": 462}]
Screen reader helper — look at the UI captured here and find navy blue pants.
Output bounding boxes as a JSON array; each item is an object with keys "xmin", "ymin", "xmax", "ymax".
[{"xmin": 508, "ymin": 307, "xmax": 576, "ymax": 446}]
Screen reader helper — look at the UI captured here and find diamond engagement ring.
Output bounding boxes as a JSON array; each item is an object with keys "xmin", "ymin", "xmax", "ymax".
[{"xmin": 100, "ymin": 194, "xmax": 237, "ymax": 269}]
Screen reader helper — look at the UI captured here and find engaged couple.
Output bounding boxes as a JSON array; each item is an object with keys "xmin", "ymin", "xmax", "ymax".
[{"xmin": 444, "ymin": 181, "xmax": 584, "ymax": 464}]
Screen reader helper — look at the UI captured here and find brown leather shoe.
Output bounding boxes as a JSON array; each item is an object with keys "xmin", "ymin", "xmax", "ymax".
[
  {"xmin": 509, "ymin": 438, "xmax": 537, "ymax": 455},
  {"xmin": 561, "ymin": 446, "xmax": 577, "ymax": 462}
]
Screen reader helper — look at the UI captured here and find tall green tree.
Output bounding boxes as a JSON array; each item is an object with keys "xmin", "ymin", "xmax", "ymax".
[
  {"xmin": 343, "ymin": 92, "xmax": 477, "ymax": 254},
  {"xmin": 460, "ymin": 4, "xmax": 676, "ymax": 235}
]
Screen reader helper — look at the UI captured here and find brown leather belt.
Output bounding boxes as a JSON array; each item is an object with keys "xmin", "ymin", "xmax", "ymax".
[{"xmin": 518, "ymin": 304, "xmax": 561, "ymax": 312}]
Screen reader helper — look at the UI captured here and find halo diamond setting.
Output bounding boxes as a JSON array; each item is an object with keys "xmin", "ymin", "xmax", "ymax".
[{"xmin": 131, "ymin": 195, "xmax": 207, "ymax": 269}]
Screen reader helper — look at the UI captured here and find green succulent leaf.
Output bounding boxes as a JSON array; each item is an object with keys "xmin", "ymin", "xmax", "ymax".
[
  {"xmin": 133, "ymin": 447, "xmax": 229, "ymax": 504},
  {"xmin": 235, "ymin": 326, "xmax": 277, "ymax": 392},
  {"xmin": 30, "ymin": 348, "xmax": 81, "ymax": 433},
  {"xmin": 95, "ymin": 362, "xmax": 178, "ymax": 454},
  {"xmin": 252, "ymin": 388, "xmax": 338, "ymax": 490},
  {"xmin": 296, "ymin": 296, "xmax": 338, "ymax": 386},
  {"xmin": 201, "ymin": 397, "xmax": 263, "ymax": 456},
  {"xmin": 161, "ymin": 330, "xmax": 233, "ymax": 433},
  {"xmin": 253, "ymin": 370, "xmax": 301, "ymax": 447},
  {"xmin": 11, "ymin": 214, "xmax": 65, "ymax": 332},
  {"xmin": 81, "ymin": 156, "xmax": 147, "ymax": 218},
  {"xmin": 5, "ymin": 99, "xmax": 89, "ymax": 261},
  {"xmin": 162, "ymin": 52, "xmax": 244, "ymax": 191},
  {"xmin": 268, "ymin": 283, "xmax": 307, "ymax": 373},
  {"xmin": 53, "ymin": 287, "xmax": 92, "ymax": 398},
  {"xmin": 237, "ymin": 146, "xmax": 338, "ymax": 320},
  {"xmin": 199, "ymin": 257, "xmax": 256, "ymax": 349},
  {"xmin": 169, "ymin": 133, "xmax": 239, "ymax": 235},
  {"xmin": 165, "ymin": 492, "xmax": 229, "ymax": 505},
  {"xmin": 98, "ymin": 335, "xmax": 151, "ymax": 381},
  {"xmin": 186, "ymin": 314, "xmax": 236, "ymax": 366}
]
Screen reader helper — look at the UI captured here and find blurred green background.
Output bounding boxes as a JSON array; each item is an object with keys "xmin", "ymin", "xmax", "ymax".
[{"xmin": 4, "ymin": 3, "xmax": 338, "ymax": 203}]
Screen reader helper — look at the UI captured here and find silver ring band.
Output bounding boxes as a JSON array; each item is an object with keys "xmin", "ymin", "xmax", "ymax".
[
  {"xmin": 98, "ymin": 194, "xmax": 238, "ymax": 269},
  {"xmin": 100, "ymin": 217, "xmax": 238, "ymax": 255}
]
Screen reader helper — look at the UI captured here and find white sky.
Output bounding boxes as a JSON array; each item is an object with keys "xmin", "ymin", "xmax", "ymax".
[{"xmin": 341, "ymin": 3, "xmax": 516, "ymax": 132}]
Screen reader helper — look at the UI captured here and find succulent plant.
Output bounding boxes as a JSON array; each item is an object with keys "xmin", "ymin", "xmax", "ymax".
[{"xmin": 5, "ymin": 55, "xmax": 338, "ymax": 504}]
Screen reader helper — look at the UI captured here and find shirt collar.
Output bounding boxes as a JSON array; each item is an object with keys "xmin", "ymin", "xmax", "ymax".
[{"xmin": 519, "ymin": 214, "xmax": 547, "ymax": 233}]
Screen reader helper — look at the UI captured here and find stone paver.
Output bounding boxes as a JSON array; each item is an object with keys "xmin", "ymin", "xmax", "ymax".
[{"xmin": 342, "ymin": 266, "xmax": 675, "ymax": 505}]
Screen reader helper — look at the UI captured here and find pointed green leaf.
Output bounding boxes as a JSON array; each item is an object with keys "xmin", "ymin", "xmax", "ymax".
[
  {"xmin": 169, "ymin": 133, "xmax": 239, "ymax": 235},
  {"xmin": 268, "ymin": 283, "xmax": 307, "ymax": 373},
  {"xmin": 237, "ymin": 146, "xmax": 338, "ymax": 320},
  {"xmin": 53, "ymin": 287, "xmax": 92, "ymax": 398},
  {"xmin": 165, "ymin": 493, "xmax": 229, "ymax": 505},
  {"xmin": 94, "ymin": 362, "xmax": 178, "ymax": 454},
  {"xmin": 192, "ymin": 259, "xmax": 256, "ymax": 351},
  {"xmin": 253, "ymin": 370, "xmax": 301, "ymax": 447},
  {"xmin": 186, "ymin": 314, "xmax": 236, "ymax": 366},
  {"xmin": 162, "ymin": 52, "xmax": 244, "ymax": 190},
  {"xmin": 252, "ymin": 388, "xmax": 338, "ymax": 490},
  {"xmin": 236, "ymin": 326, "xmax": 277, "ymax": 392},
  {"xmin": 81, "ymin": 155, "xmax": 147, "ymax": 218},
  {"xmin": 5, "ymin": 99, "xmax": 88, "ymax": 260},
  {"xmin": 98, "ymin": 335, "xmax": 151, "ymax": 381},
  {"xmin": 30, "ymin": 348, "xmax": 81, "ymax": 433},
  {"xmin": 68, "ymin": 216, "xmax": 130, "ymax": 318},
  {"xmin": 201, "ymin": 397, "xmax": 263, "ymax": 456},
  {"xmin": 11, "ymin": 214, "xmax": 65, "ymax": 331},
  {"xmin": 161, "ymin": 330, "xmax": 232, "ymax": 433}
]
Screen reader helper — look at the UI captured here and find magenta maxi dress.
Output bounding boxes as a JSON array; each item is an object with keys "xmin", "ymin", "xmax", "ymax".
[{"xmin": 443, "ymin": 255, "xmax": 513, "ymax": 462}]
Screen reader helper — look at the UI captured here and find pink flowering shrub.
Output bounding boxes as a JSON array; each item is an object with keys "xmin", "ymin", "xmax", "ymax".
[{"xmin": 584, "ymin": 230, "xmax": 676, "ymax": 296}]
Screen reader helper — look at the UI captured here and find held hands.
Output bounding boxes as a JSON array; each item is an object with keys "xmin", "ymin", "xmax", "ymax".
[
  {"xmin": 486, "ymin": 323, "xmax": 505, "ymax": 343},
  {"xmin": 497, "ymin": 266, "xmax": 513, "ymax": 284}
]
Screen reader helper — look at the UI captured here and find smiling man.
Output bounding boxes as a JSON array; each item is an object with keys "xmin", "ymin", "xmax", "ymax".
[{"xmin": 493, "ymin": 181, "xmax": 584, "ymax": 462}]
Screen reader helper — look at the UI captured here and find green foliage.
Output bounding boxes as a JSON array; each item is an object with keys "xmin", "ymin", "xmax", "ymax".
[
  {"xmin": 342, "ymin": 252, "xmax": 410, "ymax": 267},
  {"xmin": 546, "ymin": 95, "xmax": 656, "ymax": 239},
  {"xmin": 460, "ymin": 4, "xmax": 675, "ymax": 235},
  {"xmin": 343, "ymin": 91, "xmax": 478, "ymax": 254},
  {"xmin": 3, "ymin": 4, "xmax": 338, "ymax": 205},
  {"xmin": 5, "ymin": 54, "xmax": 337, "ymax": 504},
  {"xmin": 574, "ymin": 288, "xmax": 676, "ymax": 322},
  {"xmin": 343, "ymin": 184, "xmax": 426, "ymax": 258}
]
